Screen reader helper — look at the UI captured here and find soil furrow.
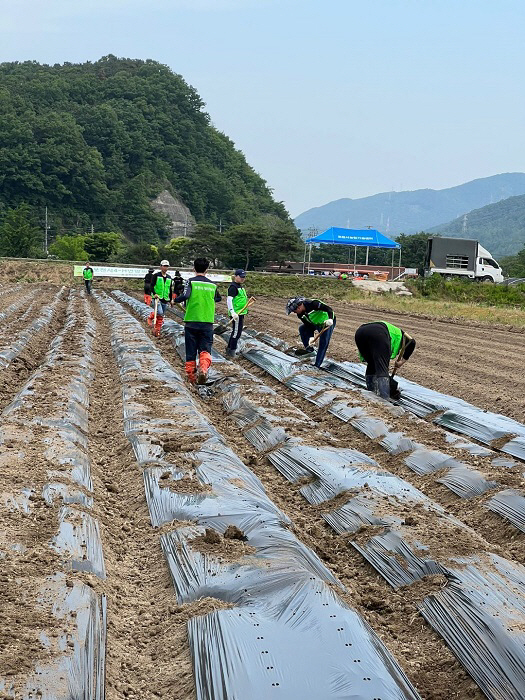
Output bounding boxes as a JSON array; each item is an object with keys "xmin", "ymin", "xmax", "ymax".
[
  {"xmin": 87, "ymin": 297, "xmax": 199, "ymax": 700},
  {"xmin": 121, "ymin": 299, "xmax": 484, "ymax": 700},
  {"xmin": 0, "ymin": 288, "xmax": 67, "ymax": 412},
  {"xmin": 0, "ymin": 287, "xmax": 54, "ymax": 344}
]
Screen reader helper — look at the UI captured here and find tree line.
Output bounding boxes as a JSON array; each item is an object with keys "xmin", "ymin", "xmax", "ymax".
[
  {"xmin": 0, "ymin": 203, "xmax": 302, "ymax": 269},
  {"xmin": 0, "ymin": 55, "xmax": 298, "ymax": 250}
]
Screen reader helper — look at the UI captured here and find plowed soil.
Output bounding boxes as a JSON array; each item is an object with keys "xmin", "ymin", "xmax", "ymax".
[
  {"xmin": 240, "ymin": 296, "xmax": 525, "ymax": 422},
  {"xmin": 4, "ymin": 285, "xmax": 525, "ymax": 700}
]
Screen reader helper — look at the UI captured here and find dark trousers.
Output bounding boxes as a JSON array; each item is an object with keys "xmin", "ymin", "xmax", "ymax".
[
  {"xmin": 185, "ymin": 324, "xmax": 213, "ymax": 362},
  {"xmin": 227, "ymin": 315, "xmax": 245, "ymax": 351},
  {"xmin": 354, "ymin": 322, "xmax": 391, "ymax": 377},
  {"xmin": 84, "ymin": 280, "xmax": 92, "ymax": 294},
  {"xmin": 299, "ymin": 319, "xmax": 336, "ymax": 368}
]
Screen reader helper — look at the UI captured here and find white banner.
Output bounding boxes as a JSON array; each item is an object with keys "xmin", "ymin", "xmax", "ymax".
[{"xmin": 74, "ymin": 265, "xmax": 231, "ymax": 282}]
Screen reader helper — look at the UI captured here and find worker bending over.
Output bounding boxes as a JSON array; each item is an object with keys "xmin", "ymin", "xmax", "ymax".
[
  {"xmin": 226, "ymin": 269, "xmax": 248, "ymax": 358},
  {"xmin": 354, "ymin": 321, "xmax": 416, "ymax": 399},
  {"xmin": 147, "ymin": 260, "xmax": 174, "ymax": 337},
  {"xmin": 286, "ymin": 297, "xmax": 336, "ymax": 368},
  {"xmin": 174, "ymin": 257, "xmax": 221, "ymax": 385},
  {"xmin": 143, "ymin": 267, "xmax": 154, "ymax": 305}
]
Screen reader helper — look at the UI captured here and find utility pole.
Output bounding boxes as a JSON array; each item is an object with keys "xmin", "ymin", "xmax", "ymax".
[
  {"xmin": 44, "ymin": 207, "xmax": 50, "ymax": 255},
  {"xmin": 219, "ymin": 218, "xmax": 223, "ymax": 234},
  {"xmin": 90, "ymin": 223, "xmax": 94, "ymax": 234}
]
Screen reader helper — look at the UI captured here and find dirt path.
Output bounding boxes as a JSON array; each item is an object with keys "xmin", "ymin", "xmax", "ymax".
[
  {"xmin": 239, "ymin": 296, "xmax": 525, "ymax": 422},
  {"xmin": 87, "ymin": 298, "xmax": 199, "ymax": 700}
]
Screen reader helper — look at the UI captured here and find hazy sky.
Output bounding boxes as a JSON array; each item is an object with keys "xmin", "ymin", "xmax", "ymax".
[{"xmin": 1, "ymin": 0, "xmax": 524, "ymax": 217}]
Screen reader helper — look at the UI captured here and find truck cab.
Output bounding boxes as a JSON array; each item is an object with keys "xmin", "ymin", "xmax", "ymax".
[{"xmin": 476, "ymin": 245, "xmax": 504, "ymax": 283}]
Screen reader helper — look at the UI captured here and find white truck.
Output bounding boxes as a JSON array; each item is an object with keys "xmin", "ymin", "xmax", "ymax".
[{"xmin": 424, "ymin": 237, "xmax": 504, "ymax": 283}]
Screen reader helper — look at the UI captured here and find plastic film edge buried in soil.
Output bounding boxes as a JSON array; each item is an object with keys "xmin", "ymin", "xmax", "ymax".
[
  {"xmin": 226, "ymin": 317, "xmax": 525, "ymax": 700},
  {"xmin": 102, "ymin": 290, "xmax": 423, "ymax": 700},
  {"xmin": 0, "ymin": 289, "xmax": 107, "ymax": 698}
]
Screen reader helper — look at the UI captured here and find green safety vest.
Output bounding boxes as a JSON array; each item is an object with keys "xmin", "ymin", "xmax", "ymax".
[
  {"xmin": 358, "ymin": 321, "xmax": 403, "ymax": 361},
  {"xmin": 153, "ymin": 274, "xmax": 172, "ymax": 301},
  {"xmin": 382, "ymin": 321, "xmax": 403, "ymax": 358},
  {"xmin": 304, "ymin": 300, "xmax": 330, "ymax": 326},
  {"xmin": 231, "ymin": 286, "xmax": 248, "ymax": 316},
  {"xmin": 184, "ymin": 279, "xmax": 217, "ymax": 323},
  {"xmin": 83, "ymin": 268, "xmax": 93, "ymax": 280}
]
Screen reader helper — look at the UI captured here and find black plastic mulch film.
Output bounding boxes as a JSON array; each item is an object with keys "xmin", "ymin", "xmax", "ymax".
[
  {"xmin": 205, "ymin": 314, "xmax": 525, "ymax": 700},
  {"xmin": 106, "ymin": 291, "xmax": 421, "ymax": 700},
  {"xmin": 0, "ymin": 290, "xmax": 106, "ymax": 699},
  {"xmin": 112, "ymin": 288, "xmax": 525, "ymax": 699}
]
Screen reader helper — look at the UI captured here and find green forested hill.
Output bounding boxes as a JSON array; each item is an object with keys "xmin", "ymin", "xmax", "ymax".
[
  {"xmin": 0, "ymin": 55, "xmax": 289, "ymax": 243},
  {"xmin": 427, "ymin": 193, "xmax": 525, "ymax": 257}
]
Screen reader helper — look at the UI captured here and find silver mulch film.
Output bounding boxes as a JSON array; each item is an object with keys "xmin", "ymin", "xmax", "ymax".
[
  {"xmin": 486, "ymin": 489, "xmax": 525, "ymax": 532},
  {"xmin": 436, "ymin": 466, "xmax": 498, "ymax": 499}
]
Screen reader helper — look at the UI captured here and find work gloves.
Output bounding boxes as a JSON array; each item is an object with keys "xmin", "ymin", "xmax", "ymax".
[
  {"xmin": 231, "ymin": 312, "xmax": 239, "ymax": 321},
  {"xmin": 324, "ymin": 319, "xmax": 333, "ymax": 327},
  {"xmin": 308, "ymin": 337, "xmax": 315, "ymax": 347}
]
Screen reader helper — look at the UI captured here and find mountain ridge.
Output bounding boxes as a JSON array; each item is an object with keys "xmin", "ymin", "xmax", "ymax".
[
  {"xmin": 427, "ymin": 193, "xmax": 525, "ymax": 258},
  {"xmin": 294, "ymin": 174, "xmax": 525, "ymax": 242}
]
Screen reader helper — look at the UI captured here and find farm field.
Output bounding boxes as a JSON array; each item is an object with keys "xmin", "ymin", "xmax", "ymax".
[
  {"xmin": 245, "ymin": 295, "xmax": 525, "ymax": 422},
  {"xmin": 2, "ymin": 281, "xmax": 525, "ymax": 700}
]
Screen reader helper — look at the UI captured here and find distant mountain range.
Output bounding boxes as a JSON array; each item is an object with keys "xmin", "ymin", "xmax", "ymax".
[
  {"xmin": 294, "ymin": 174, "xmax": 525, "ymax": 249},
  {"xmin": 428, "ymin": 193, "xmax": 525, "ymax": 258}
]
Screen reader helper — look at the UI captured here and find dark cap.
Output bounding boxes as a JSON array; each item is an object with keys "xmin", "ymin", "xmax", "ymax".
[{"xmin": 235, "ymin": 269, "xmax": 246, "ymax": 277}]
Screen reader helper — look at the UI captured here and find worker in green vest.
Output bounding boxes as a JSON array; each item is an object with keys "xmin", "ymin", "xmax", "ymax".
[
  {"xmin": 82, "ymin": 262, "xmax": 94, "ymax": 294},
  {"xmin": 226, "ymin": 269, "xmax": 248, "ymax": 358},
  {"xmin": 147, "ymin": 260, "xmax": 174, "ymax": 337},
  {"xmin": 173, "ymin": 257, "xmax": 221, "ymax": 384},
  {"xmin": 286, "ymin": 297, "xmax": 336, "ymax": 368},
  {"xmin": 354, "ymin": 321, "xmax": 416, "ymax": 399}
]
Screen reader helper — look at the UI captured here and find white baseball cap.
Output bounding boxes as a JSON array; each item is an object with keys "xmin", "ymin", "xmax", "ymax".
[{"xmin": 160, "ymin": 259, "xmax": 170, "ymax": 266}]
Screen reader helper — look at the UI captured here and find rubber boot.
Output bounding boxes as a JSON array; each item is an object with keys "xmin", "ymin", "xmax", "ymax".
[
  {"xmin": 185, "ymin": 361, "xmax": 197, "ymax": 384},
  {"xmin": 376, "ymin": 376, "xmax": 391, "ymax": 400},
  {"xmin": 147, "ymin": 311, "xmax": 154, "ymax": 327},
  {"xmin": 197, "ymin": 351, "xmax": 212, "ymax": 385},
  {"xmin": 365, "ymin": 375, "xmax": 375, "ymax": 392},
  {"xmin": 154, "ymin": 315, "xmax": 163, "ymax": 337}
]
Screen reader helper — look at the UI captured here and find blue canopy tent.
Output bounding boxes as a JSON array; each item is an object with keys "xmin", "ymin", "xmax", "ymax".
[{"xmin": 303, "ymin": 227, "xmax": 401, "ymax": 276}]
